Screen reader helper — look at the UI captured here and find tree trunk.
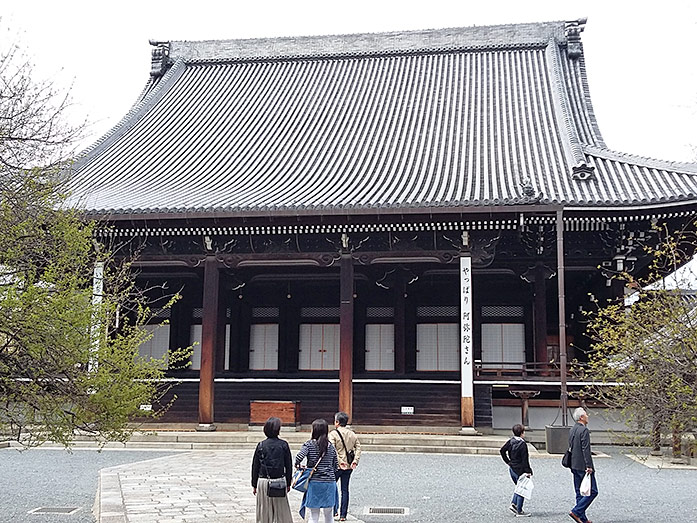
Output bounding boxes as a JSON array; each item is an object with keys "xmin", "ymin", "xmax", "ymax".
[
  {"xmin": 650, "ymin": 419, "xmax": 662, "ymax": 456},
  {"xmin": 671, "ymin": 422, "xmax": 684, "ymax": 463}
]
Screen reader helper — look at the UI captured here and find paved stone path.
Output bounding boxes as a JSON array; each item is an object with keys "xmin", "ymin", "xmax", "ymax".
[{"xmin": 98, "ymin": 450, "xmax": 363, "ymax": 523}]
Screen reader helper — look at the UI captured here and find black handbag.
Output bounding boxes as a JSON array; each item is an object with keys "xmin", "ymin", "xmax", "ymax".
[
  {"xmin": 267, "ymin": 477, "xmax": 287, "ymax": 497},
  {"xmin": 561, "ymin": 448, "xmax": 572, "ymax": 468},
  {"xmin": 561, "ymin": 430, "xmax": 575, "ymax": 468}
]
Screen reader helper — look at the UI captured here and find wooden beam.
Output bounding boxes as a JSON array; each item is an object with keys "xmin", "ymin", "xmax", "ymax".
[
  {"xmin": 198, "ymin": 256, "xmax": 220, "ymax": 429},
  {"xmin": 339, "ymin": 252, "xmax": 354, "ymax": 421}
]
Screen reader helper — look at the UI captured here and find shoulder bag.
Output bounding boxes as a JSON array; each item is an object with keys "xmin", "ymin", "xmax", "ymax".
[
  {"xmin": 561, "ymin": 430, "xmax": 575, "ymax": 468},
  {"xmin": 292, "ymin": 445, "xmax": 326, "ymax": 493},
  {"xmin": 334, "ymin": 428, "xmax": 355, "ymax": 465}
]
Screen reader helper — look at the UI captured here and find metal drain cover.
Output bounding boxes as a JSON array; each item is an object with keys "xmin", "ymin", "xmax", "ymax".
[
  {"xmin": 28, "ymin": 507, "xmax": 81, "ymax": 515},
  {"xmin": 364, "ymin": 506, "xmax": 410, "ymax": 515}
]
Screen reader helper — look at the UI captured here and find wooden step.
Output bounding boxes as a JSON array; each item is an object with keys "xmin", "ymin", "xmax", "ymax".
[{"xmin": 57, "ymin": 430, "xmax": 512, "ymax": 454}]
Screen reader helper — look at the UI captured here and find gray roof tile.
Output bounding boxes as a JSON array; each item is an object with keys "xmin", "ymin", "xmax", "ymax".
[{"xmin": 66, "ymin": 21, "xmax": 697, "ymax": 216}]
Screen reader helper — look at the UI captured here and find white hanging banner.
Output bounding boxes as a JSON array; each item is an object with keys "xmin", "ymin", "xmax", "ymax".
[
  {"xmin": 460, "ymin": 255, "xmax": 473, "ymax": 398},
  {"xmin": 89, "ymin": 261, "xmax": 105, "ymax": 372}
]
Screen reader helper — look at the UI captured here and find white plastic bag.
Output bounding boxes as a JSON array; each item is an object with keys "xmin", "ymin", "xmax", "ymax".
[
  {"xmin": 579, "ymin": 472, "xmax": 592, "ymax": 497},
  {"xmin": 514, "ymin": 474, "xmax": 534, "ymax": 500}
]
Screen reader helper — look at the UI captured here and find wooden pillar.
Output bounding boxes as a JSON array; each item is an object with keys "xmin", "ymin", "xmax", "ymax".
[
  {"xmin": 339, "ymin": 250, "xmax": 354, "ymax": 421},
  {"xmin": 215, "ymin": 278, "xmax": 227, "ymax": 372},
  {"xmin": 556, "ymin": 209, "xmax": 569, "ymax": 426},
  {"xmin": 198, "ymin": 256, "xmax": 220, "ymax": 430},
  {"xmin": 533, "ymin": 265, "xmax": 548, "ymax": 366},
  {"xmin": 227, "ymin": 298, "xmax": 240, "ymax": 372},
  {"xmin": 172, "ymin": 281, "xmax": 195, "ymax": 362},
  {"xmin": 394, "ymin": 275, "xmax": 406, "ymax": 375},
  {"xmin": 510, "ymin": 390, "xmax": 540, "ymax": 428},
  {"xmin": 459, "ymin": 254, "xmax": 475, "ymax": 432}
]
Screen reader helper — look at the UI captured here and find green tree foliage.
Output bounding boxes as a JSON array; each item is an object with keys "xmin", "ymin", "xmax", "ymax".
[
  {"xmin": 582, "ymin": 225, "xmax": 697, "ymax": 456},
  {"xmin": 0, "ymin": 35, "xmax": 185, "ymax": 447}
]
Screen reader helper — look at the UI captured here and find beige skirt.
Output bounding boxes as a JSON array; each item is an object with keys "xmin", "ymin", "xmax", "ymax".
[{"xmin": 256, "ymin": 477, "xmax": 293, "ymax": 523}]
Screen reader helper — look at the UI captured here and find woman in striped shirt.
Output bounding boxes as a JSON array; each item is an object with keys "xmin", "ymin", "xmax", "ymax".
[{"xmin": 295, "ymin": 419, "xmax": 338, "ymax": 523}]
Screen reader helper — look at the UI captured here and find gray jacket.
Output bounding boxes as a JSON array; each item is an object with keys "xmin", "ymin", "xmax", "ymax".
[{"xmin": 569, "ymin": 421, "xmax": 594, "ymax": 471}]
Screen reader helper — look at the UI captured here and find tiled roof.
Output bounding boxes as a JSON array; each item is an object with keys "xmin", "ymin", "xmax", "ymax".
[{"xmin": 66, "ymin": 20, "xmax": 697, "ymax": 217}]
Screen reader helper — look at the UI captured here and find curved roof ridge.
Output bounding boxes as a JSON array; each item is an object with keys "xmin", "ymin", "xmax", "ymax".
[
  {"xmin": 584, "ymin": 144, "xmax": 697, "ymax": 175},
  {"xmin": 169, "ymin": 21, "xmax": 567, "ymax": 63},
  {"xmin": 183, "ymin": 41, "xmax": 548, "ymax": 65},
  {"xmin": 71, "ymin": 59, "xmax": 187, "ymax": 172},
  {"xmin": 573, "ymin": 51, "xmax": 606, "ymax": 147},
  {"xmin": 546, "ymin": 38, "xmax": 587, "ymax": 170}
]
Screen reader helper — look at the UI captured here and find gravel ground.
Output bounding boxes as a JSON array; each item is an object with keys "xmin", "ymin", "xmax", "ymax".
[
  {"xmin": 0, "ymin": 448, "xmax": 177, "ymax": 523},
  {"xmin": 344, "ymin": 446, "xmax": 697, "ymax": 523}
]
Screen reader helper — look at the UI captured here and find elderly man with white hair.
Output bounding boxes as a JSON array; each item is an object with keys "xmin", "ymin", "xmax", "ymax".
[{"xmin": 567, "ymin": 407, "xmax": 598, "ymax": 523}]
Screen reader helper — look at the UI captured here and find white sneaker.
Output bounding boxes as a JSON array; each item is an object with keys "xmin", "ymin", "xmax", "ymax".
[{"xmin": 515, "ymin": 511, "xmax": 532, "ymax": 517}]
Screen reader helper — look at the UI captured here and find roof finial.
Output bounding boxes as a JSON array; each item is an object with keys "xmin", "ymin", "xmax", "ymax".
[
  {"xmin": 149, "ymin": 40, "xmax": 171, "ymax": 77},
  {"xmin": 564, "ymin": 18, "xmax": 587, "ymax": 59}
]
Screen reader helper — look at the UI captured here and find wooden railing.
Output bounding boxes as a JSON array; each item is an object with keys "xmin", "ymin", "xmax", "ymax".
[{"xmin": 474, "ymin": 360, "xmax": 565, "ymax": 380}]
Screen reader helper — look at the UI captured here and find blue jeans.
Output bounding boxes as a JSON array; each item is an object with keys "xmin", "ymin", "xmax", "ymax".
[
  {"xmin": 509, "ymin": 468, "xmax": 524, "ymax": 513},
  {"xmin": 571, "ymin": 469, "xmax": 598, "ymax": 522},
  {"xmin": 335, "ymin": 468, "xmax": 352, "ymax": 518}
]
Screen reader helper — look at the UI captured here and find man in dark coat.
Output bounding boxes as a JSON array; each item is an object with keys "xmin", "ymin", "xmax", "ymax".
[
  {"xmin": 500, "ymin": 423, "xmax": 533, "ymax": 517},
  {"xmin": 568, "ymin": 407, "xmax": 598, "ymax": 523}
]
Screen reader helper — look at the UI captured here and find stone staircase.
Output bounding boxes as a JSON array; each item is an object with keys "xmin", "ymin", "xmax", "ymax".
[{"xmin": 36, "ymin": 427, "xmax": 513, "ymax": 455}]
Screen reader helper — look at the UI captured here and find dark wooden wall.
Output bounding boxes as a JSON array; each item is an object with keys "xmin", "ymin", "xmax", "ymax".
[
  {"xmin": 353, "ymin": 382, "xmax": 460, "ymax": 426},
  {"xmin": 155, "ymin": 380, "xmax": 462, "ymax": 426}
]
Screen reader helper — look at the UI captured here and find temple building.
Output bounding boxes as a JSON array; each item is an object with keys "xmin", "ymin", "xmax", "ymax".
[{"xmin": 66, "ymin": 19, "xmax": 697, "ymax": 432}]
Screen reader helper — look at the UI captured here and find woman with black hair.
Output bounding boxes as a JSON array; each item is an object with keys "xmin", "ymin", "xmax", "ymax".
[
  {"xmin": 252, "ymin": 417, "xmax": 293, "ymax": 523},
  {"xmin": 295, "ymin": 418, "xmax": 338, "ymax": 523}
]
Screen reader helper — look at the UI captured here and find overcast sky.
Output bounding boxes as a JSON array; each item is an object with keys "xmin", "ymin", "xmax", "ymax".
[{"xmin": 4, "ymin": 0, "xmax": 696, "ymax": 161}]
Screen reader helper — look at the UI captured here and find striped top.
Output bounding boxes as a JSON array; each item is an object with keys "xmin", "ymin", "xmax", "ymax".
[{"xmin": 295, "ymin": 440, "xmax": 338, "ymax": 482}]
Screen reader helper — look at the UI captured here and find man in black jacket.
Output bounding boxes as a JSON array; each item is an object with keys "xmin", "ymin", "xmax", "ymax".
[
  {"xmin": 500, "ymin": 423, "xmax": 533, "ymax": 517},
  {"xmin": 568, "ymin": 407, "xmax": 598, "ymax": 523}
]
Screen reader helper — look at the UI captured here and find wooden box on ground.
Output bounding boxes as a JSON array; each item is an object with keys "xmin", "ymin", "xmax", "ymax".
[{"xmin": 250, "ymin": 400, "xmax": 301, "ymax": 428}]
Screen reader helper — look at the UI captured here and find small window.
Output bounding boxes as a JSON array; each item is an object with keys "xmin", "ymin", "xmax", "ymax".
[
  {"xmin": 416, "ymin": 323, "xmax": 459, "ymax": 371},
  {"xmin": 365, "ymin": 324, "xmax": 394, "ymax": 371},
  {"xmin": 299, "ymin": 324, "xmax": 340, "ymax": 370}
]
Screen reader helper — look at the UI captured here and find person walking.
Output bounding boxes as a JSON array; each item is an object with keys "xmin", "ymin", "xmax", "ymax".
[
  {"xmin": 328, "ymin": 411, "xmax": 362, "ymax": 522},
  {"xmin": 295, "ymin": 418, "xmax": 339, "ymax": 523},
  {"xmin": 568, "ymin": 407, "xmax": 598, "ymax": 523},
  {"xmin": 499, "ymin": 423, "xmax": 533, "ymax": 517},
  {"xmin": 251, "ymin": 417, "xmax": 294, "ymax": 523}
]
